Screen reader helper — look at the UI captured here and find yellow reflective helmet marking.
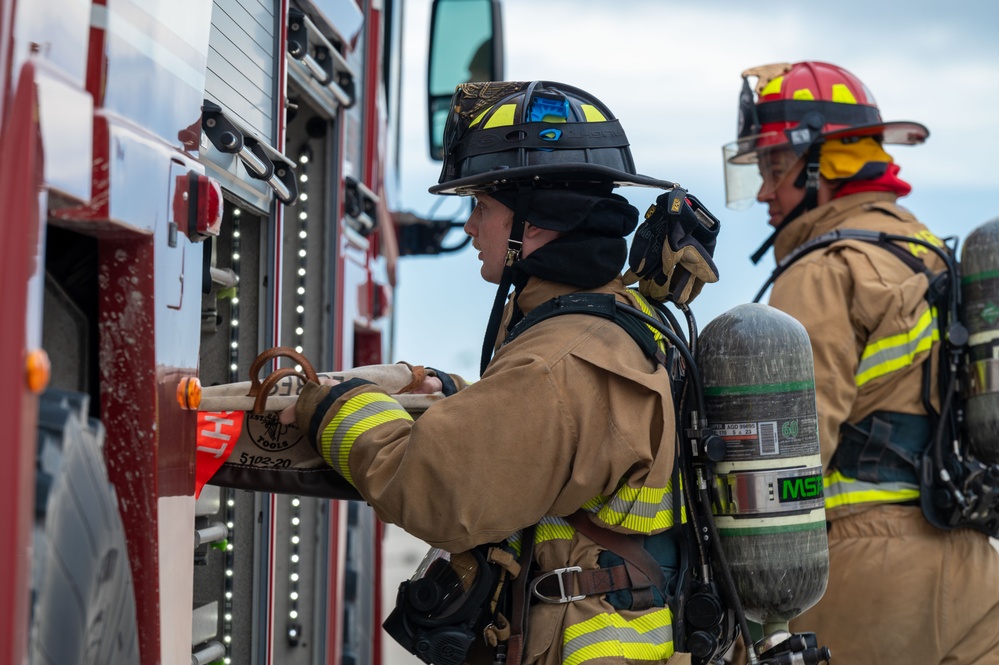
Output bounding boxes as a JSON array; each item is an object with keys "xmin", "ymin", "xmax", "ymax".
[
  {"xmin": 830, "ymin": 83, "xmax": 859, "ymax": 104},
  {"xmin": 760, "ymin": 75, "xmax": 784, "ymax": 97},
  {"xmin": 483, "ymin": 103, "xmax": 517, "ymax": 129},
  {"xmin": 581, "ymin": 104, "xmax": 607, "ymax": 122},
  {"xmin": 792, "ymin": 88, "xmax": 816, "ymax": 101},
  {"xmin": 469, "ymin": 106, "xmax": 492, "ymax": 128}
]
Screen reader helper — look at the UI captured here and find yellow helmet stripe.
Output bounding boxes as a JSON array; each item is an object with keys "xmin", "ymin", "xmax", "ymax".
[
  {"xmin": 830, "ymin": 83, "xmax": 858, "ymax": 104},
  {"xmin": 483, "ymin": 103, "xmax": 517, "ymax": 129},
  {"xmin": 580, "ymin": 104, "xmax": 607, "ymax": 122},
  {"xmin": 760, "ymin": 75, "xmax": 784, "ymax": 97},
  {"xmin": 469, "ymin": 106, "xmax": 492, "ymax": 128}
]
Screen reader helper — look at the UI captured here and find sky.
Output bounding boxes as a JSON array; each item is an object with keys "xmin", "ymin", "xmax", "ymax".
[{"xmin": 388, "ymin": 0, "xmax": 999, "ymax": 383}]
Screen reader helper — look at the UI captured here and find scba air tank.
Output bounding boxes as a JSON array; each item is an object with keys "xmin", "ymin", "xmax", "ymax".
[
  {"xmin": 697, "ymin": 303, "xmax": 828, "ymax": 635},
  {"xmin": 961, "ymin": 217, "xmax": 999, "ymax": 464}
]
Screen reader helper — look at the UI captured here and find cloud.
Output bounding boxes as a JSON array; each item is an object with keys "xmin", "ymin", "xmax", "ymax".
[{"xmin": 392, "ymin": 0, "xmax": 999, "ymax": 379}]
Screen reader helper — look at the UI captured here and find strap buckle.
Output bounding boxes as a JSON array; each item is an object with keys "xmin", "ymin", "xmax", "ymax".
[
  {"xmin": 530, "ymin": 566, "xmax": 585, "ymax": 604},
  {"xmin": 505, "ymin": 239, "xmax": 523, "ymax": 265}
]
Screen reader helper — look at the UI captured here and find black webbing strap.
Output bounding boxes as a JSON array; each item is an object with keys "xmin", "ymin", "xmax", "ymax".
[
  {"xmin": 503, "ymin": 293, "xmax": 662, "ymax": 361},
  {"xmin": 753, "ymin": 228, "xmax": 936, "ymax": 303},
  {"xmin": 756, "ymin": 99, "xmax": 881, "ymax": 127},
  {"xmin": 505, "ymin": 524, "xmax": 536, "ymax": 665},
  {"xmin": 450, "ymin": 120, "xmax": 629, "ymax": 164}
]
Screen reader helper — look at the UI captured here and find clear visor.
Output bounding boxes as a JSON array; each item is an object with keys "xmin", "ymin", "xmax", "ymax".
[{"xmin": 722, "ymin": 136, "xmax": 801, "ymax": 211}]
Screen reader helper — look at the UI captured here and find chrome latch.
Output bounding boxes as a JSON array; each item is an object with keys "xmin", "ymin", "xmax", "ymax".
[{"xmin": 530, "ymin": 566, "xmax": 585, "ymax": 604}]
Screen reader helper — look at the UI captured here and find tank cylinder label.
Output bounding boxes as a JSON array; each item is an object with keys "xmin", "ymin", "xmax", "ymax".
[{"xmin": 706, "ymin": 386, "xmax": 819, "ymax": 460}]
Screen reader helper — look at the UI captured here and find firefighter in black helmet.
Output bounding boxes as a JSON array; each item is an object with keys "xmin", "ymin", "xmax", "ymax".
[
  {"xmin": 288, "ymin": 81, "xmax": 720, "ymax": 665},
  {"xmin": 724, "ymin": 61, "xmax": 999, "ymax": 664}
]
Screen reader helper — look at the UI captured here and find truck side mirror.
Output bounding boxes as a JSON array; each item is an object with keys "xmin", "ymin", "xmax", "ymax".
[{"xmin": 426, "ymin": 0, "xmax": 504, "ymax": 161}]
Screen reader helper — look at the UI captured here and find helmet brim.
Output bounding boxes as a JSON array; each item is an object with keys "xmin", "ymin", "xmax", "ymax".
[
  {"xmin": 724, "ymin": 120, "xmax": 929, "ymax": 166},
  {"xmin": 822, "ymin": 120, "xmax": 929, "ymax": 145},
  {"xmin": 429, "ymin": 163, "xmax": 676, "ymax": 195}
]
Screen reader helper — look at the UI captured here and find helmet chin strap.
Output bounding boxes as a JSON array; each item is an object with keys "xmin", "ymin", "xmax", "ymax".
[
  {"xmin": 749, "ymin": 143, "xmax": 822, "ymax": 265},
  {"xmin": 479, "ymin": 184, "xmax": 532, "ymax": 376}
]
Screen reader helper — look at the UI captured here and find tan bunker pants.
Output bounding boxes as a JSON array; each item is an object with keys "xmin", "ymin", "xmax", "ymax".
[{"xmin": 790, "ymin": 505, "xmax": 999, "ymax": 664}]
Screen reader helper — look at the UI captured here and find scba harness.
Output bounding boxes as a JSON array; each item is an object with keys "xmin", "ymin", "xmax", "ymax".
[
  {"xmin": 385, "ymin": 289, "xmax": 739, "ymax": 665},
  {"xmin": 756, "ymin": 225, "xmax": 999, "ymax": 537},
  {"xmin": 505, "ymin": 290, "xmax": 742, "ymax": 665}
]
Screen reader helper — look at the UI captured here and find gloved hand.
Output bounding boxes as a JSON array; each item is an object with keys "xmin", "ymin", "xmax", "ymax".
[{"xmin": 624, "ymin": 188, "xmax": 721, "ymax": 305}]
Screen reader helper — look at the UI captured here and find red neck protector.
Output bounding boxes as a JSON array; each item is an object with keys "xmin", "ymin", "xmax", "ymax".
[{"xmin": 834, "ymin": 162, "xmax": 912, "ymax": 199}]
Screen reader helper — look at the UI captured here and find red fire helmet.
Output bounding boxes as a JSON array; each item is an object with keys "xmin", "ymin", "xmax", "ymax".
[{"xmin": 722, "ymin": 61, "xmax": 929, "ymax": 210}]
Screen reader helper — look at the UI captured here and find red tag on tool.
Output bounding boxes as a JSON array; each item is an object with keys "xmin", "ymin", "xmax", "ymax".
[{"xmin": 195, "ymin": 411, "xmax": 245, "ymax": 498}]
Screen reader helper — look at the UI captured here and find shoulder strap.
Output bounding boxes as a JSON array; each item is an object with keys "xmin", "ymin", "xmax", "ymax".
[
  {"xmin": 753, "ymin": 228, "xmax": 936, "ymax": 303},
  {"xmin": 503, "ymin": 292, "xmax": 663, "ymax": 362}
]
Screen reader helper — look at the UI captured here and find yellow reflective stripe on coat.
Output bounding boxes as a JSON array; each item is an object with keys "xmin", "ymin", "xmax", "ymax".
[
  {"xmin": 823, "ymin": 470, "xmax": 919, "ymax": 511},
  {"xmin": 562, "ymin": 608, "xmax": 674, "ymax": 665},
  {"xmin": 516, "ymin": 490, "xmax": 684, "ymax": 548},
  {"xmin": 535, "ymin": 516, "xmax": 575, "ymax": 544},
  {"xmin": 319, "ymin": 392, "xmax": 412, "ymax": 484},
  {"xmin": 594, "ymin": 479, "xmax": 685, "ymax": 534},
  {"xmin": 504, "ymin": 517, "xmax": 577, "ymax": 553},
  {"xmin": 855, "ymin": 306, "xmax": 939, "ymax": 387}
]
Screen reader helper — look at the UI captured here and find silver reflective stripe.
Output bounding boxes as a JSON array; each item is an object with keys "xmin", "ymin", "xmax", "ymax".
[
  {"xmin": 824, "ymin": 470, "xmax": 919, "ymax": 512},
  {"xmin": 595, "ymin": 481, "xmax": 681, "ymax": 533},
  {"xmin": 319, "ymin": 393, "xmax": 411, "ymax": 482},
  {"xmin": 562, "ymin": 609, "xmax": 674, "ymax": 665},
  {"xmin": 855, "ymin": 307, "xmax": 938, "ymax": 386}
]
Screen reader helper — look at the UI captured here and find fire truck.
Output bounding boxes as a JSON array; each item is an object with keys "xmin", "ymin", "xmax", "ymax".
[{"xmin": 0, "ymin": 0, "xmax": 501, "ymax": 663}]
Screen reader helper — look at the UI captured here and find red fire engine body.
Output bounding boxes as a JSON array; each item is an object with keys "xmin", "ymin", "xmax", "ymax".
[{"xmin": 0, "ymin": 0, "xmax": 435, "ymax": 662}]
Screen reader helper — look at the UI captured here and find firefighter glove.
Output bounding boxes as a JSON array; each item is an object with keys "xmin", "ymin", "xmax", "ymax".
[{"xmin": 624, "ymin": 188, "xmax": 721, "ymax": 305}]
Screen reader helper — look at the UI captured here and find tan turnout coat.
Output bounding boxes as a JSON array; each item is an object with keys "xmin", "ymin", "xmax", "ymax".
[
  {"xmin": 770, "ymin": 191, "xmax": 999, "ymax": 664},
  {"xmin": 299, "ymin": 275, "xmax": 689, "ymax": 665}
]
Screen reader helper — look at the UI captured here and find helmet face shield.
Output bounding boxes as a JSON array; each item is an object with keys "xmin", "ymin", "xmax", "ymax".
[{"xmin": 723, "ymin": 139, "xmax": 800, "ymax": 210}]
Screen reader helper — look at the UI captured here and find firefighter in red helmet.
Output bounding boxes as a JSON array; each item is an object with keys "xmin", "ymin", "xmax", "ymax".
[{"xmin": 724, "ymin": 61, "xmax": 999, "ymax": 664}]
